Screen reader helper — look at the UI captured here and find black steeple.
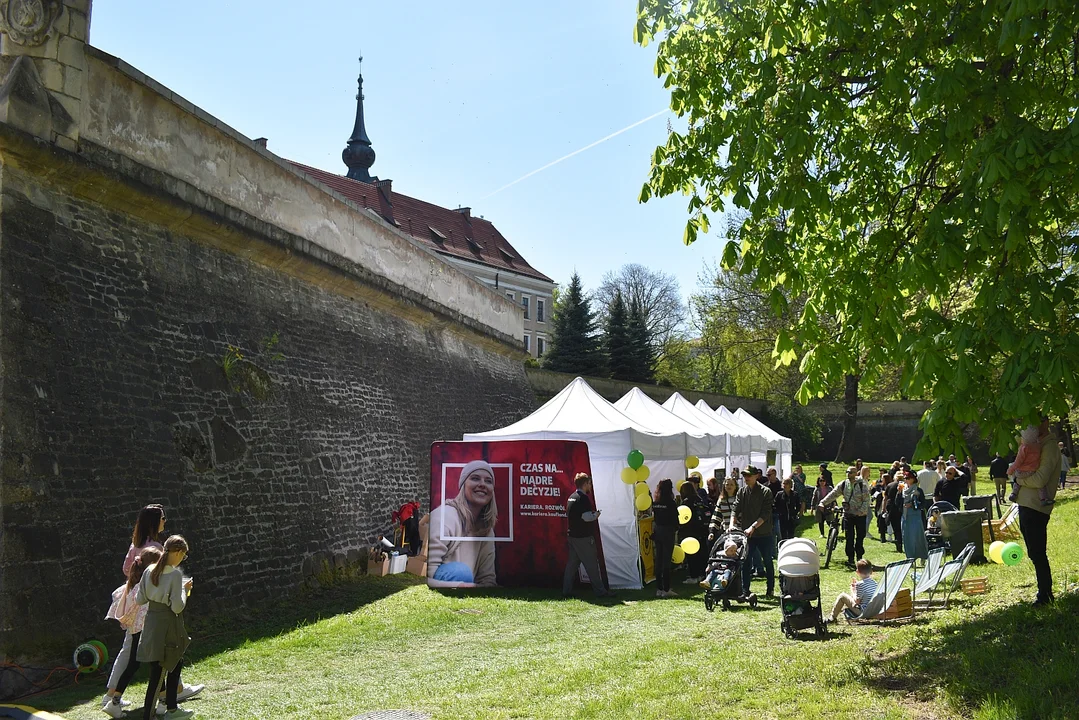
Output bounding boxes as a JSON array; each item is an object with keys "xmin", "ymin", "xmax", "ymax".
[{"xmin": 342, "ymin": 55, "xmax": 376, "ymax": 182}]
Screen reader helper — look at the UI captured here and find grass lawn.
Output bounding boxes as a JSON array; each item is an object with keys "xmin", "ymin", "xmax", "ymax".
[{"xmin": 34, "ymin": 486, "xmax": 1079, "ymax": 720}]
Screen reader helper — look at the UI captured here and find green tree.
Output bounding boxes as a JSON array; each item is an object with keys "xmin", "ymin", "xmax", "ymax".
[
  {"xmin": 604, "ymin": 289, "xmax": 634, "ymax": 380},
  {"xmin": 627, "ymin": 296, "xmax": 656, "ymax": 383},
  {"xmin": 544, "ymin": 272, "xmax": 606, "ymax": 377},
  {"xmin": 636, "ymin": 0, "xmax": 1079, "ymax": 455}
]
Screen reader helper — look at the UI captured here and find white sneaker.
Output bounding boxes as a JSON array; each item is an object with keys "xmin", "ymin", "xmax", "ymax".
[
  {"xmin": 665, "ymin": 589, "xmax": 679, "ymax": 598},
  {"xmin": 176, "ymin": 684, "xmax": 205, "ymax": 702},
  {"xmin": 682, "ymin": 577, "xmax": 699, "ymax": 584},
  {"xmin": 101, "ymin": 700, "xmax": 125, "ymax": 719},
  {"xmin": 163, "ymin": 710, "xmax": 195, "ymax": 720},
  {"xmin": 102, "ymin": 696, "xmax": 131, "ymax": 708},
  {"xmin": 656, "ymin": 590, "xmax": 666, "ymax": 598},
  {"xmin": 157, "ymin": 701, "xmax": 167, "ymax": 716}
]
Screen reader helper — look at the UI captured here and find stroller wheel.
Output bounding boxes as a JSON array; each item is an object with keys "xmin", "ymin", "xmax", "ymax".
[
  {"xmin": 816, "ymin": 622, "xmax": 826, "ymax": 638},
  {"xmin": 748, "ymin": 594, "xmax": 758, "ymax": 608},
  {"xmin": 722, "ymin": 598, "xmax": 731, "ymax": 611},
  {"xmin": 704, "ymin": 593, "xmax": 715, "ymax": 613}
]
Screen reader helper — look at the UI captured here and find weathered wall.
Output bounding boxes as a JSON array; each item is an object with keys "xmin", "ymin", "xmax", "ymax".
[{"xmin": 0, "ymin": 126, "xmax": 535, "ymax": 657}]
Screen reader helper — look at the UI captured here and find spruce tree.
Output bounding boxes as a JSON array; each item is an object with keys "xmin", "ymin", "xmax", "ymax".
[
  {"xmin": 543, "ymin": 273, "xmax": 605, "ymax": 377},
  {"xmin": 604, "ymin": 289, "xmax": 634, "ymax": 380},
  {"xmin": 627, "ymin": 296, "xmax": 656, "ymax": 383}
]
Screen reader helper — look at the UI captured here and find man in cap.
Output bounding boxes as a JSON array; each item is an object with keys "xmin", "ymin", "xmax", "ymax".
[
  {"xmin": 818, "ymin": 465, "xmax": 871, "ymax": 567},
  {"xmin": 729, "ymin": 466, "xmax": 775, "ymax": 598}
]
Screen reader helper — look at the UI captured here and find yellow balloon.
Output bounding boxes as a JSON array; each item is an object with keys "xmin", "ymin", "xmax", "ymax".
[
  {"xmin": 635, "ymin": 493, "xmax": 652, "ymax": 512},
  {"xmin": 634, "ymin": 481, "xmax": 650, "ymax": 496},
  {"xmin": 621, "ymin": 467, "xmax": 637, "ymax": 485},
  {"xmin": 988, "ymin": 540, "xmax": 1006, "ymax": 564},
  {"xmin": 686, "ymin": 456, "xmax": 700, "ymax": 469},
  {"xmin": 636, "ymin": 465, "xmax": 651, "ymax": 482},
  {"xmin": 671, "ymin": 546, "xmax": 686, "ymax": 564},
  {"xmin": 677, "ymin": 505, "xmax": 692, "ymax": 525},
  {"xmin": 681, "ymin": 537, "xmax": 701, "ymax": 555}
]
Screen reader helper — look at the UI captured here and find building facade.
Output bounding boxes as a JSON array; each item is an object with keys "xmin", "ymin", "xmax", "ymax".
[{"xmin": 291, "ymin": 63, "xmax": 556, "ymax": 359}]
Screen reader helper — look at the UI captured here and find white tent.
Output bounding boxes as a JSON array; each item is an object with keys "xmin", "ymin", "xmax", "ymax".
[
  {"xmin": 662, "ymin": 392, "xmax": 757, "ymax": 478},
  {"xmin": 697, "ymin": 400, "xmax": 771, "ymax": 473},
  {"xmin": 733, "ymin": 407, "xmax": 793, "ymax": 478},
  {"xmin": 462, "ymin": 377, "xmax": 687, "ymax": 589}
]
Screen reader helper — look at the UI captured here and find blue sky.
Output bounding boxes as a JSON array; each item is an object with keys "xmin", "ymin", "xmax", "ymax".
[{"xmin": 89, "ymin": 1, "xmax": 722, "ymax": 304}]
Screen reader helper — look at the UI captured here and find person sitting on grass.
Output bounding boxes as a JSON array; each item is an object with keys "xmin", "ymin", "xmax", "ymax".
[{"xmin": 826, "ymin": 559, "xmax": 877, "ymax": 623}]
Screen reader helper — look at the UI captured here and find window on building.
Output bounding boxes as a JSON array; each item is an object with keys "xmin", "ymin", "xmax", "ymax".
[
  {"xmin": 505, "ymin": 292, "xmax": 514, "ymax": 301},
  {"xmin": 522, "ymin": 295, "xmax": 530, "ymax": 320},
  {"xmin": 537, "ymin": 298, "xmax": 545, "ymax": 323},
  {"xmin": 524, "ymin": 335, "xmax": 531, "ymax": 353},
  {"xmin": 537, "ymin": 337, "xmax": 546, "ymax": 356}
]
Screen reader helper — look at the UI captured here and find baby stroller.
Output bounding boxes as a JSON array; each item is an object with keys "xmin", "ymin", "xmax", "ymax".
[
  {"xmin": 702, "ymin": 529, "xmax": 757, "ymax": 611},
  {"xmin": 925, "ymin": 501, "xmax": 956, "ymax": 554},
  {"xmin": 777, "ymin": 538, "xmax": 826, "ymax": 639}
]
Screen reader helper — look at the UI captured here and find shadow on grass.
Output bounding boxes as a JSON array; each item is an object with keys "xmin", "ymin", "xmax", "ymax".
[
  {"xmin": 865, "ymin": 591, "xmax": 1079, "ymax": 718},
  {"xmin": 29, "ymin": 574, "xmax": 420, "ymax": 714}
]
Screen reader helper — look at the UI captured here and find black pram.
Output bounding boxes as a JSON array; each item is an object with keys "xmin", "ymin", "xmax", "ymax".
[
  {"xmin": 702, "ymin": 529, "xmax": 758, "ymax": 611},
  {"xmin": 777, "ymin": 538, "xmax": 826, "ymax": 638}
]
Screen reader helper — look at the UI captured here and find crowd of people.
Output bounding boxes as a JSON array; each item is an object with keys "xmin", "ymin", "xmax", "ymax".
[{"xmin": 101, "ymin": 504, "xmax": 204, "ymax": 719}]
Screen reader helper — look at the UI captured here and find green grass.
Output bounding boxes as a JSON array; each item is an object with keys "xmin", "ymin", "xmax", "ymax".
[{"xmin": 33, "ymin": 486, "xmax": 1079, "ymax": 720}]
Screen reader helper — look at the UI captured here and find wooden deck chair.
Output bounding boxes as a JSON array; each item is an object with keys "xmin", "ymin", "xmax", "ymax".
[
  {"xmin": 911, "ymin": 546, "xmax": 947, "ymax": 605},
  {"xmin": 845, "ymin": 558, "xmax": 916, "ymax": 623},
  {"xmin": 913, "ymin": 542, "xmax": 975, "ymax": 609}
]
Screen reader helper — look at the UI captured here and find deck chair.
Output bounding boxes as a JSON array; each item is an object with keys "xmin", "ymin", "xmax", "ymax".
[
  {"xmin": 845, "ymin": 558, "xmax": 916, "ymax": 623},
  {"xmin": 911, "ymin": 546, "xmax": 947, "ymax": 604},
  {"xmin": 913, "ymin": 542, "xmax": 975, "ymax": 609}
]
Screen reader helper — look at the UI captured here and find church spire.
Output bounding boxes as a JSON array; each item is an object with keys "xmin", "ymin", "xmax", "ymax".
[{"xmin": 342, "ymin": 54, "xmax": 376, "ymax": 182}]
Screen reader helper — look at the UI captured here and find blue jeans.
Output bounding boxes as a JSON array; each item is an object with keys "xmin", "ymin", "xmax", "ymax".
[{"xmin": 742, "ymin": 534, "xmax": 774, "ymax": 596}]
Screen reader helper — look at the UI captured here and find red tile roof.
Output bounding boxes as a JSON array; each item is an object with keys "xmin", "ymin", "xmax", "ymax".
[{"xmin": 289, "ymin": 162, "xmax": 554, "ymax": 283}]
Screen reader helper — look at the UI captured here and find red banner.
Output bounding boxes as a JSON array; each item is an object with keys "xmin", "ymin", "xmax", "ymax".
[{"xmin": 428, "ymin": 440, "xmax": 595, "ymax": 588}]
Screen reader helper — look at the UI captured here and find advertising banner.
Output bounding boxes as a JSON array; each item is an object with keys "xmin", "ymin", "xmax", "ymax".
[
  {"xmin": 428, "ymin": 440, "xmax": 597, "ymax": 589},
  {"xmin": 638, "ymin": 515, "xmax": 654, "ymax": 584}
]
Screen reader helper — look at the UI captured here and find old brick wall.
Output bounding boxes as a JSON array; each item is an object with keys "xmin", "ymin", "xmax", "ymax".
[{"xmin": 0, "ymin": 161, "xmax": 535, "ymax": 657}]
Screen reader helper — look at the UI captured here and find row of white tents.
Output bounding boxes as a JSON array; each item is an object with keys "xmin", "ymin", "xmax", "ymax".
[{"xmin": 463, "ymin": 377, "xmax": 792, "ymax": 590}]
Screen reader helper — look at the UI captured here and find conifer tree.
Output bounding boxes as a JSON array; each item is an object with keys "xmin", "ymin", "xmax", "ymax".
[
  {"xmin": 543, "ymin": 273, "xmax": 605, "ymax": 377},
  {"xmin": 604, "ymin": 289, "xmax": 634, "ymax": 381},
  {"xmin": 627, "ymin": 296, "xmax": 655, "ymax": 383}
]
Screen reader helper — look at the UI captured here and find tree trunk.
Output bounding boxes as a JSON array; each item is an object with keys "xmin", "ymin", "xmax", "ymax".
[{"xmin": 834, "ymin": 373, "xmax": 860, "ymax": 462}]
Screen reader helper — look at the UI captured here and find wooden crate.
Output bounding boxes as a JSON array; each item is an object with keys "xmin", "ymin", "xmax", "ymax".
[
  {"xmin": 982, "ymin": 519, "xmax": 1021, "ymax": 545},
  {"xmin": 880, "ymin": 588, "xmax": 913, "ymax": 619},
  {"xmin": 961, "ymin": 576, "xmax": 989, "ymax": 595},
  {"xmin": 367, "ymin": 557, "xmax": 390, "ymax": 577}
]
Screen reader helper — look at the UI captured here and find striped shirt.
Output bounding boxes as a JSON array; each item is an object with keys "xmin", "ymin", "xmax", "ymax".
[{"xmin": 855, "ymin": 576, "xmax": 878, "ymax": 609}]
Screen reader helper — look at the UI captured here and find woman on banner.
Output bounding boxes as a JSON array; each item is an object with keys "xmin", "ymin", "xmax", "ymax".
[{"xmin": 427, "ymin": 460, "xmax": 498, "ymax": 587}]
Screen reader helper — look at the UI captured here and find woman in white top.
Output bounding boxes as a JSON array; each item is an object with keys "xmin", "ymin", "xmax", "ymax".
[
  {"xmin": 136, "ymin": 535, "xmax": 194, "ymax": 720},
  {"xmin": 427, "ymin": 460, "xmax": 498, "ymax": 587}
]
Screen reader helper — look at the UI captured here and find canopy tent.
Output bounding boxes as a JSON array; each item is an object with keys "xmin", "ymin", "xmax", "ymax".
[
  {"xmin": 733, "ymin": 407, "xmax": 793, "ymax": 478},
  {"xmin": 697, "ymin": 400, "xmax": 770, "ymax": 473},
  {"xmin": 463, "ymin": 377, "xmax": 688, "ymax": 589},
  {"xmin": 662, "ymin": 392, "xmax": 758, "ymax": 479},
  {"xmin": 613, "ymin": 387, "xmax": 728, "ymax": 496}
]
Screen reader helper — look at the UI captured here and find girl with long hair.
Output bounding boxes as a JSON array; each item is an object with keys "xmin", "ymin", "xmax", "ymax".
[
  {"xmin": 102, "ymin": 547, "xmax": 163, "ymax": 717},
  {"xmin": 123, "ymin": 504, "xmax": 165, "ymax": 576},
  {"xmin": 708, "ymin": 476, "xmax": 739, "ymax": 543},
  {"xmin": 136, "ymin": 535, "xmax": 194, "ymax": 720},
  {"xmin": 427, "ymin": 460, "xmax": 499, "ymax": 587},
  {"xmin": 651, "ymin": 479, "xmax": 679, "ymax": 598}
]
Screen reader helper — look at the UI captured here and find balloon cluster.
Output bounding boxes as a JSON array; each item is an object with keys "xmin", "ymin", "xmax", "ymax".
[
  {"xmin": 988, "ymin": 540, "xmax": 1024, "ymax": 566},
  {"xmin": 623, "ymin": 449, "xmax": 652, "ymax": 510},
  {"xmin": 672, "ymin": 537, "xmax": 700, "ymax": 563}
]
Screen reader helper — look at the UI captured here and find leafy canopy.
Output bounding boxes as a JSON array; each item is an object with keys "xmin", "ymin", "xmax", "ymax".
[{"xmin": 636, "ymin": 0, "xmax": 1079, "ymax": 454}]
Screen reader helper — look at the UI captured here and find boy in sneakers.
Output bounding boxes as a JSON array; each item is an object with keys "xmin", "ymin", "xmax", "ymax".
[{"xmin": 827, "ymin": 559, "xmax": 877, "ymax": 622}]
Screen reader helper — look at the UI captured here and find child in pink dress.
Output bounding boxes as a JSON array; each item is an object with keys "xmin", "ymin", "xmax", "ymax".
[{"xmin": 1008, "ymin": 426, "xmax": 1049, "ymax": 504}]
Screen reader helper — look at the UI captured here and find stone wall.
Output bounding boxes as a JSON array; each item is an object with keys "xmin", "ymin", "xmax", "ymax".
[{"xmin": 0, "ymin": 129, "xmax": 535, "ymax": 657}]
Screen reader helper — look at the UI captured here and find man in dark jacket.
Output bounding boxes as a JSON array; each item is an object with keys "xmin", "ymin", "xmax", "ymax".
[
  {"xmin": 934, "ymin": 466, "xmax": 964, "ymax": 508},
  {"xmin": 729, "ymin": 466, "xmax": 775, "ymax": 598},
  {"xmin": 562, "ymin": 473, "xmax": 614, "ymax": 598},
  {"xmin": 989, "ymin": 453, "xmax": 1010, "ymax": 503},
  {"xmin": 774, "ymin": 477, "xmax": 804, "ymax": 541},
  {"xmin": 884, "ymin": 475, "xmax": 903, "ymax": 552}
]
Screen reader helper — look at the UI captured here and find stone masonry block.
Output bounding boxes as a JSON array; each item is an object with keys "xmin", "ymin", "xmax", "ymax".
[
  {"xmin": 37, "ymin": 59, "xmax": 64, "ymax": 94},
  {"xmin": 68, "ymin": 11, "xmax": 89, "ymax": 42},
  {"xmin": 56, "ymin": 36, "xmax": 85, "ymax": 72},
  {"xmin": 61, "ymin": 65, "xmax": 81, "ymax": 98}
]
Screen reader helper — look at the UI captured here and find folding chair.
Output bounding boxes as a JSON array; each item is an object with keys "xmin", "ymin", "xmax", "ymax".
[
  {"xmin": 911, "ymin": 546, "xmax": 947, "ymax": 604},
  {"xmin": 846, "ymin": 558, "xmax": 916, "ymax": 623},
  {"xmin": 913, "ymin": 542, "xmax": 975, "ymax": 610}
]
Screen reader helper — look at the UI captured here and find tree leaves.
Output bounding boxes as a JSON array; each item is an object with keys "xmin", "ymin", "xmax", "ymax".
[{"xmin": 637, "ymin": 0, "xmax": 1079, "ymax": 453}]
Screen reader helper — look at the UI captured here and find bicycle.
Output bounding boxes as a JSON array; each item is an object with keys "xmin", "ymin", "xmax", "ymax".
[{"xmin": 822, "ymin": 505, "xmax": 843, "ymax": 568}]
